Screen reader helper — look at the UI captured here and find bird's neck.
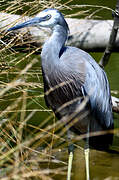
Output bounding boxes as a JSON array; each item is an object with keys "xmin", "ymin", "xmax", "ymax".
[{"xmin": 41, "ymin": 25, "xmax": 68, "ymax": 70}]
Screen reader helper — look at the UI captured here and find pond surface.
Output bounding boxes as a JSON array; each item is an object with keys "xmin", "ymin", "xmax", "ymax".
[{"xmin": 54, "ymin": 147, "xmax": 119, "ymax": 180}]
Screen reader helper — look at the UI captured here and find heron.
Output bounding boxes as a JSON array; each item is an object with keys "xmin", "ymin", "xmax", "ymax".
[{"xmin": 8, "ymin": 8, "xmax": 114, "ymax": 180}]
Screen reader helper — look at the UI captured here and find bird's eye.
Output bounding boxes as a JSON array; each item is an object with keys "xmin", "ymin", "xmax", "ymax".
[{"xmin": 46, "ymin": 14, "xmax": 51, "ymax": 20}]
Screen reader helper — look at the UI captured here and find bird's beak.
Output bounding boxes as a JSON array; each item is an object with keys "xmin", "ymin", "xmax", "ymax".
[{"xmin": 7, "ymin": 17, "xmax": 43, "ymax": 31}]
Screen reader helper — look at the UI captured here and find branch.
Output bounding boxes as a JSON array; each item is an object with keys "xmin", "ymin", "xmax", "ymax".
[
  {"xmin": 99, "ymin": 0, "xmax": 119, "ymax": 66},
  {"xmin": 112, "ymin": 96, "xmax": 119, "ymax": 113}
]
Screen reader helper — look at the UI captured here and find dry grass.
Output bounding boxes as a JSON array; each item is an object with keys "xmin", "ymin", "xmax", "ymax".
[
  {"xmin": 0, "ymin": 52, "xmax": 69, "ymax": 179},
  {"xmin": 0, "ymin": 1, "xmax": 78, "ymax": 179}
]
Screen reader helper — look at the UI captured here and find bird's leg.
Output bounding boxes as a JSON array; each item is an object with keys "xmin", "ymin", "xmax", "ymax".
[
  {"xmin": 84, "ymin": 123, "xmax": 90, "ymax": 180},
  {"xmin": 67, "ymin": 130, "xmax": 74, "ymax": 180}
]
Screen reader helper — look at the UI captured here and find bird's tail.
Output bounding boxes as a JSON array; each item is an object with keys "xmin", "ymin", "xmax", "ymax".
[{"xmin": 89, "ymin": 127, "xmax": 114, "ymax": 151}]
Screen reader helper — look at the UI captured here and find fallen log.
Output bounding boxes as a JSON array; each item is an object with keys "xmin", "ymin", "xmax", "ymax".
[{"xmin": 0, "ymin": 12, "xmax": 119, "ymax": 52}]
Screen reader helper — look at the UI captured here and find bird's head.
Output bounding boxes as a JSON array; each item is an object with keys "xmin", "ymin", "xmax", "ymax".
[{"xmin": 8, "ymin": 8, "xmax": 69, "ymax": 33}]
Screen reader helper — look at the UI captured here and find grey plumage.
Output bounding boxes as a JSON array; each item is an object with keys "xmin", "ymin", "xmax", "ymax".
[{"xmin": 8, "ymin": 8, "xmax": 114, "ymax": 150}]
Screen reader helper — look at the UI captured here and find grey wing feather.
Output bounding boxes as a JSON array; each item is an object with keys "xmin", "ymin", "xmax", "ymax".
[{"xmin": 83, "ymin": 52, "xmax": 113, "ymax": 129}]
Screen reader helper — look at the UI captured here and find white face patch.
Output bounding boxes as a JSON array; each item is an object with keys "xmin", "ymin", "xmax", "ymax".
[
  {"xmin": 35, "ymin": 9, "xmax": 61, "ymax": 28},
  {"xmin": 36, "ymin": 9, "xmax": 60, "ymax": 19}
]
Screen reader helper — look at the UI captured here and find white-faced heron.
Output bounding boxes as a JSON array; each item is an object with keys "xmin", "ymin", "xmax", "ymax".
[{"xmin": 8, "ymin": 8, "xmax": 114, "ymax": 180}]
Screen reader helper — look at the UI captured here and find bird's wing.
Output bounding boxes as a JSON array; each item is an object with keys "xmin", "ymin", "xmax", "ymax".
[
  {"xmin": 82, "ymin": 52, "xmax": 113, "ymax": 129},
  {"xmin": 42, "ymin": 48, "xmax": 86, "ymax": 112},
  {"xmin": 61, "ymin": 47, "xmax": 113, "ymax": 129},
  {"xmin": 42, "ymin": 46, "xmax": 113, "ymax": 129}
]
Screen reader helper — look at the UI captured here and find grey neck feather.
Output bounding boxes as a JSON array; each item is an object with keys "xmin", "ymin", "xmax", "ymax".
[{"xmin": 41, "ymin": 24, "xmax": 68, "ymax": 73}]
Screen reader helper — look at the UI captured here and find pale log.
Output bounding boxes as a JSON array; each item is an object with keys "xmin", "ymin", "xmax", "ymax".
[{"xmin": 0, "ymin": 12, "xmax": 119, "ymax": 51}]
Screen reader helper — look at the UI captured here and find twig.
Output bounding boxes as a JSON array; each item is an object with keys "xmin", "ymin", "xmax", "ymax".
[
  {"xmin": 99, "ymin": 0, "xmax": 119, "ymax": 67},
  {"xmin": 112, "ymin": 96, "xmax": 119, "ymax": 113}
]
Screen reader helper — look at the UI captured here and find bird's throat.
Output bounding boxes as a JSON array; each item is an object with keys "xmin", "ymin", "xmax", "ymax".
[{"xmin": 41, "ymin": 25, "xmax": 68, "ymax": 70}]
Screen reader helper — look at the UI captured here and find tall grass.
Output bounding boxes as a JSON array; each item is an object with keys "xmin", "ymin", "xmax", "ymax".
[
  {"xmin": 0, "ymin": 1, "xmax": 81, "ymax": 179},
  {"xmin": 0, "ymin": 48, "xmax": 72, "ymax": 179}
]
